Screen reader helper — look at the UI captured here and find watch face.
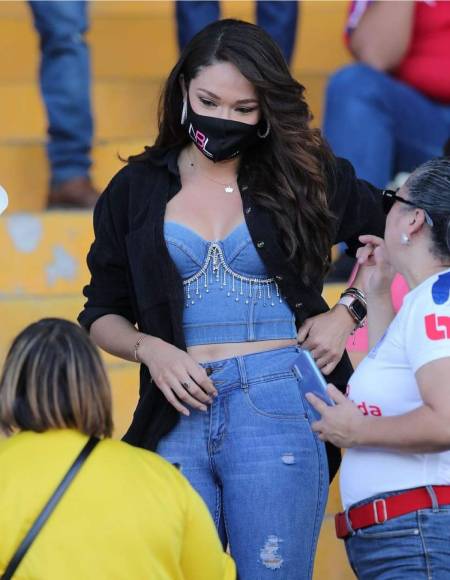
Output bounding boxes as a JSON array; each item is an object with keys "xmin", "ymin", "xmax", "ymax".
[{"xmin": 350, "ymin": 299, "xmax": 367, "ymax": 321}]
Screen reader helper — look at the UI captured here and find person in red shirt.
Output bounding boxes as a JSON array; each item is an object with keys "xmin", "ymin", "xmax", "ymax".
[{"xmin": 323, "ymin": 0, "xmax": 450, "ymax": 189}]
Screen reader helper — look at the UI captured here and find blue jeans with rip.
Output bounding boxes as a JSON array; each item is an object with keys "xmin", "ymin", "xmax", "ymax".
[
  {"xmin": 28, "ymin": 1, "xmax": 93, "ymax": 185},
  {"xmin": 323, "ymin": 63, "xmax": 450, "ymax": 188},
  {"xmin": 345, "ymin": 488, "xmax": 450, "ymax": 579},
  {"xmin": 175, "ymin": 1, "xmax": 298, "ymax": 65},
  {"xmin": 157, "ymin": 345, "xmax": 329, "ymax": 580}
]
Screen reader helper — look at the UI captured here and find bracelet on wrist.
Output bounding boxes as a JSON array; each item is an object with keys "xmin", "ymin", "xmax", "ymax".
[
  {"xmin": 338, "ymin": 288, "xmax": 367, "ymax": 328},
  {"xmin": 133, "ymin": 334, "xmax": 146, "ymax": 363},
  {"xmin": 341, "ymin": 286, "xmax": 367, "ymax": 306}
]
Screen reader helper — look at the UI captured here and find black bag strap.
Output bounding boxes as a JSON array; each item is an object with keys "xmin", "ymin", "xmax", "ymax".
[{"xmin": 2, "ymin": 436, "xmax": 100, "ymax": 580}]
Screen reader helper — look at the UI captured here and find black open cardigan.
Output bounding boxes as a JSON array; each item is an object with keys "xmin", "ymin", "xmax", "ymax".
[{"xmin": 78, "ymin": 146, "xmax": 385, "ymax": 482}]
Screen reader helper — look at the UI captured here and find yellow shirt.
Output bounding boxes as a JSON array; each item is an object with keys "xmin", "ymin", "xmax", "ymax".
[{"xmin": 0, "ymin": 430, "xmax": 235, "ymax": 580}]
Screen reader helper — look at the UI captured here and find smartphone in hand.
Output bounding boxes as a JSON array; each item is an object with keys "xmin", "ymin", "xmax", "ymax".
[{"xmin": 292, "ymin": 349, "xmax": 334, "ymax": 420}]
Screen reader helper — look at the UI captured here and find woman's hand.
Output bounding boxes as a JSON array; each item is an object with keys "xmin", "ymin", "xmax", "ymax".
[
  {"xmin": 356, "ymin": 235, "xmax": 396, "ymax": 297},
  {"xmin": 305, "ymin": 385, "xmax": 365, "ymax": 448},
  {"xmin": 138, "ymin": 337, "xmax": 217, "ymax": 416},
  {"xmin": 297, "ymin": 306, "xmax": 356, "ymax": 375}
]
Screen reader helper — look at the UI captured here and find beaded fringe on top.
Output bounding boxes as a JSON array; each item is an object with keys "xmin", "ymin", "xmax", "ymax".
[{"xmin": 183, "ymin": 242, "xmax": 283, "ymax": 308}]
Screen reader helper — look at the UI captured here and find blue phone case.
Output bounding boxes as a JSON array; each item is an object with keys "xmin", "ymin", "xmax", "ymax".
[{"xmin": 292, "ymin": 349, "xmax": 334, "ymax": 420}]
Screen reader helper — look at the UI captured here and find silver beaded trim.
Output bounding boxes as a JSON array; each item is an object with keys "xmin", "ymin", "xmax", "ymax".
[{"xmin": 183, "ymin": 242, "xmax": 283, "ymax": 308}]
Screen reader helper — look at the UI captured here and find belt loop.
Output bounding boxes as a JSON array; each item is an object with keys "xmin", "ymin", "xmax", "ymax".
[
  {"xmin": 373, "ymin": 498, "xmax": 388, "ymax": 524},
  {"xmin": 236, "ymin": 356, "xmax": 248, "ymax": 392},
  {"xmin": 426, "ymin": 485, "xmax": 439, "ymax": 512},
  {"xmin": 344, "ymin": 508, "xmax": 355, "ymax": 536}
]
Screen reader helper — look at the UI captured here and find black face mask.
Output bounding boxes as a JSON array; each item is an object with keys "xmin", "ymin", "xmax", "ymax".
[{"xmin": 185, "ymin": 97, "xmax": 260, "ymax": 162}]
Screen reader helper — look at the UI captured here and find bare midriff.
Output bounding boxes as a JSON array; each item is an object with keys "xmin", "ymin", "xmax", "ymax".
[{"xmin": 188, "ymin": 338, "xmax": 298, "ymax": 363}]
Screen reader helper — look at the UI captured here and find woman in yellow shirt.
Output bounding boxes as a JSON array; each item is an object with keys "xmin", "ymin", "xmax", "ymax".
[{"xmin": 0, "ymin": 318, "xmax": 235, "ymax": 580}]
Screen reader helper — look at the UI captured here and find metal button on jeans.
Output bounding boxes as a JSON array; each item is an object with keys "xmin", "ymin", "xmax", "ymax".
[{"xmin": 257, "ymin": 241, "xmax": 265, "ymax": 248}]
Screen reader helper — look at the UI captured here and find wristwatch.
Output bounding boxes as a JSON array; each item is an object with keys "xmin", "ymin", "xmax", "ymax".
[{"xmin": 338, "ymin": 293, "xmax": 367, "ymax": 326}]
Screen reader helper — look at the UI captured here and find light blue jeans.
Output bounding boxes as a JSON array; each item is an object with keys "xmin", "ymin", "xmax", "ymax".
[
  {"xmin": 345, "ymin": 489, "xmax": 450, "ymax": 579},
  {"xmin": 28, "ymin": 1, "xmax": 93, "ymax": 185},
  {"xmin": 176, "ymin": 1, "xmax": 299, "ymax": 65},
  {"xmin": 157, "ymin": 345, "xmax": 329, "ymax": 579},
  {"xmin": 323, "ymin": 63, "xmax": 450, "ymax": 188}
]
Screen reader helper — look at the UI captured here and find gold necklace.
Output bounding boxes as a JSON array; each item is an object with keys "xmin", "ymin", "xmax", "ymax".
[{"xmin": 188, "ymin": 154, "xmax": 237, "ymax": 193}]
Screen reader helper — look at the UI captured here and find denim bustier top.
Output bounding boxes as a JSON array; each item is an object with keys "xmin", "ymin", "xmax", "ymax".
[{"xmin": 164, "ymin": 221, "xmax": 297, "ymax": 346}]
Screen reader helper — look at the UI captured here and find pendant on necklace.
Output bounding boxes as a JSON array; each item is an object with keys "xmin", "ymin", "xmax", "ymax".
[{"xmin": 224, "ymin": 185, "xmax": 234, "ymax": 193}]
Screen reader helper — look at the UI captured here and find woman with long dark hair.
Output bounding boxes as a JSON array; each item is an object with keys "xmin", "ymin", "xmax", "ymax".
[{"xmin": 79, "ymin": 19, "xmax": 384, "ymax": 578}]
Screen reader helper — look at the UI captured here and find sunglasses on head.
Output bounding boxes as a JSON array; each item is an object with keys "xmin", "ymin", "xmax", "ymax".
[{"xmin": 381, "ymin": 189, "xmax": 434, "ymax": 227}]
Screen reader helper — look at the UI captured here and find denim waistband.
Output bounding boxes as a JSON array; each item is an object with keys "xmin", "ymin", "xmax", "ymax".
[{"xmin": 200, "ymin": 345, "xmax": 301, "ymax": 394}]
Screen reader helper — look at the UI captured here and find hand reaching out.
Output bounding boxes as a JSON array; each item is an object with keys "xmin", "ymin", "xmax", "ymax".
[{"xmin": 356, "ymin": 235, "xmax": 396, "ymax": 297}]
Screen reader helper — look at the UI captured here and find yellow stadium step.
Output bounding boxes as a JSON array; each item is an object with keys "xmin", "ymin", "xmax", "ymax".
[
  {"xmin": 0, "ymin": 138, "xmax": 148, "ymax": 212},
  {"xmin": 0, "ymin": 211, "xmax": 92, "ymax": 295},
  {"xmin": 106, "ymin": 363, "xmax": 140, "ymax": 438},
  {"xmin": 294, "ymin": 1, "xmax": 350, "ymax": 73},
  {"xmin": 0, "ymin": 1, "xmax": 349, "ymax": 81},
  {"xmin": 0, "ymin": 74, "xmax": 328, "ymax": 142},
  {"xmin": 0, "ymin": 1, "xmax": 178, "ymax": 81},
  {"xmin": 314, "ymin": 516, "xmax": 353, "ymax": 579},
  {"xmin": 0, "ymin": 79, "xmax": 160, "ymax": 142},
  {"xmin": 0, "ymin": 295, "xmax": 98, "ymax": 360}
]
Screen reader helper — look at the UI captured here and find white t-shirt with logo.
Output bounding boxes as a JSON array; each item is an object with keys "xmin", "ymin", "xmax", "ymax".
[{"xmin": 340, "ymin": 269, "xmax": 450, "ymax": 509}]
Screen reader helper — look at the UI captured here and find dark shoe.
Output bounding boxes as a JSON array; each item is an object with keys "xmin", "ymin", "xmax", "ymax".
[{"xmin": 48, "ymin": 176, "xmax": 99, "ymax": 209}]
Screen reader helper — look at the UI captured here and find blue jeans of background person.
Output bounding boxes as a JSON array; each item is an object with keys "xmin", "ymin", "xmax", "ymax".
[
  {"xmin": 176, "ymin": 1, "xmax": 299, "ymax": 65},
  {"xmin": 323, "ymin": 63, "xmax": 450, "ymax": 189},
  {"xmin": 157, "ymin": 345, "xmax": 329, "ymax": 580},
  {"xmin": 28, "ymin": 1, "xmax": 93, "ymax": 185},
  {"xmin": 345, "ymin": 489, "xmax": 450, "ymax": 579}
]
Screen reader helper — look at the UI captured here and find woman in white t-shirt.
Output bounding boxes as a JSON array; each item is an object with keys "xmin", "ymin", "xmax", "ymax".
[{"xmin": 307, "ymin": 157, "xmax": 450, "ymax": 579}]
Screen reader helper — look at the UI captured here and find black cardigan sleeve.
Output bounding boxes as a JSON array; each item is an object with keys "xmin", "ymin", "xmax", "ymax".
[
  {"xmin": 78, "ymin": 166, "xmax": 137, "ymax": 331},
  {"xmin": 330, "ymin": 157, "xmax": 386, "ymax": 256}
]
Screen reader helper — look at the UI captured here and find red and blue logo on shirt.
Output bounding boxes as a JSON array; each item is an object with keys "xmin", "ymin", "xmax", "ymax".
[
  {"xmin": 425, "ymin": 314, "xmax": 450, "ymax": 340},
  {"xmin": 432, "ymin": 271, "xmax": 450, "ymax": 305},
  {"xmin": 425, "ymin": 273, "xmax": 450, "ymax": 340}
]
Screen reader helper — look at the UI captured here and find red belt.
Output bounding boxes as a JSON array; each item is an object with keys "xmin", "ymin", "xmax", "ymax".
[{"xmin": 335, "ymin": 485, "xmax": 450, "ymax": 539}]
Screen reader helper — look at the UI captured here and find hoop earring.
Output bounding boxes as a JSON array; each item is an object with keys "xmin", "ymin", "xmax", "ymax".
[
  {"xmin": 180, "ymin": 98, "xmax": 187, "ymax": 125},
  {"xmin": 257, "ymin": 119, "xmax": 270, "ymax": 139}
]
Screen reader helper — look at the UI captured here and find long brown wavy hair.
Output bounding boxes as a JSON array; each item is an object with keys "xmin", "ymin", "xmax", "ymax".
[{"xmin": 130, "ymin": 19, "xmax": 337, "ymax": 283}]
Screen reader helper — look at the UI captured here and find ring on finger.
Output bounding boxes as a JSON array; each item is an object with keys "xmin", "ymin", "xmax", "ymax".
[{"xmin": 181, "ymin": 381, "xmax": 191, "ymax": 392}]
